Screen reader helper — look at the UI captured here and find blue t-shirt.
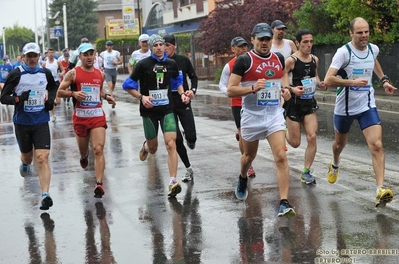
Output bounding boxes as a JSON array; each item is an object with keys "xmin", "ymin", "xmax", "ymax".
[
  {"xmin": 13, "ymin": 62, "xmax": 22, "ymax": 69},
  {"xmin": 0, "ymin": 63, "xmax": 13, "ymax": 82}
]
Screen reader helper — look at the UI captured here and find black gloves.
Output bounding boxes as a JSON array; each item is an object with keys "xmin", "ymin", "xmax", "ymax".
[
  {"xmin": 45, "ymin": 98, "xmax": 55, "ymax": 110},
  {"xmin": 19, "ymin": 90, "xmax": 31, "ymax": 102}
]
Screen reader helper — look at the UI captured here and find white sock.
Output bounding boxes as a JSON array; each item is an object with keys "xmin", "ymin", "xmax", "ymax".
[
  {"xmin": 187, "ymin": 166, "xmax": 193, "ymax": 172},
  {"xmin": 376, "ymin": 185, "xmax": 383, "ymax": 193},
  {"xmin": 170, "ymin": 177, "xmax": 177, "ymax": 184}
]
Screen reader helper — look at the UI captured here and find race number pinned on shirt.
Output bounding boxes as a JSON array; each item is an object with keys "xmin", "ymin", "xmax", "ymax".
[
  {"xmin": 149, "ymin": 89, "xmax": 169, "ymax": 106},
  {"xmin": 256, "ymin": 79, "xmax": 281, "ymax": 107},
  {"xmin": 24, "ymin": 88, "xmax": 45, "ymax": 112},
  {"xmin": 81, "ymin": 86, "xmax": 101, "ymax": 107},
  {"xmin": 0, "ymin": 70, "xmax": 9, "ymax": 79},
  {"xmin": 300, "ymin": 77, "xmax": 316, "ymax": 99},
  {"xmin": 349, "ymin": 68, "xmax": 372, "ymax": 91}
]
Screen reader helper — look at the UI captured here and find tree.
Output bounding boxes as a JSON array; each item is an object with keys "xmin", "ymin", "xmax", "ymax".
[
  {"xmin": 49, "ymin": 0, "xmax": 99, "ymax": 49},
  {"xmin": 326, "ymin": 0, "xmax": 399, "ymax": 42},
  {"xmin": 0, "ymin": 24, "xmax": 35, "ymax": 57},
  {"xmin": 293, "ymin": 0, "xmax": 349, "ymax": 45},
  {"xmin": 196, "ymin": 0, "xmax": 304, "ymax": 54}
]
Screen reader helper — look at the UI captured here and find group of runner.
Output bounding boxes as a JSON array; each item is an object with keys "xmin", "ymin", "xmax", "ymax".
[
  {"xmin": 221, "ymin": 17, "xmax": 395, "ymax": 217},
  {"xmin": 0, "ymin": 16, "xmax": 395, "ymax": 216}
]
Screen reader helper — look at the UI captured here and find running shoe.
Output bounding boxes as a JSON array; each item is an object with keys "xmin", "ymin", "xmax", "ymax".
[
  {"xmin": 52, "ymin": 115, "xmax": 57, "ymax": 122},
  {"xmin": 19, "ymin": 163, "xmax": 31, "ymax": 177},
  {"xmin": 80, "ymin": 154, "xmax": 88, "ymax": 169},
  {"xmin": 187, "ymin": 141, "xmax": 196, "ymax": 150},
  {"xmin": 94, "ymin": 185, "xmax": 105, "ymax": 198},
  {"xmin": 301, "ymin": 171, "xmax": 316, "ymax": 185},
  {"xmin": 375, "ymin": 187, "xmax": 393, "ymax": 207},
  {"xmin": 182, "ymin": 168, "xmax": 194, "ymax": 182},
  {"xmin": 278, "ymin": 201, "xmax": 296, "ymax": 217},
  {"xmin": 182, "ymin": 131, "xmax": 196, "ymax": 150},
  {"xmin": 235, "ymin": 175, "xmax": 248, "ymax": 200},
  {"xmin": 139, "ymin": 141, "xmax": 148, "ymax": 161},
  {"xmin": 168, "ymin": 182, "xmax": 182, "ymax": 197},
  {"xmin": 327, "ymin": 160, "xmax": 339, "ymax": 183},
  {"xmin": 247, "ymin": 166, "xmax": 256, "ymax": 178},
  {"xmin": 40, "ymin": 196, "xmax": 53, "ymax": 210}
]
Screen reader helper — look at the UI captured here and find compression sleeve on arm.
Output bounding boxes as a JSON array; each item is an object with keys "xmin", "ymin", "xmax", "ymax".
[{"xmin": 122, "ymin": 77, "xmax": 139, "ymax": 90}]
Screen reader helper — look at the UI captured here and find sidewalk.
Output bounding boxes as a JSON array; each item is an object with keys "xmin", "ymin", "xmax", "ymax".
[{"xmin": 115, "ymin": 74, "xmax": 399, "ymax": 112}]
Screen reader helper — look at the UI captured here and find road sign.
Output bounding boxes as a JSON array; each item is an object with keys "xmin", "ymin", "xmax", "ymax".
[{"xmin": 54, "ymin": 26, "xmax": 63, "ymax": 38}]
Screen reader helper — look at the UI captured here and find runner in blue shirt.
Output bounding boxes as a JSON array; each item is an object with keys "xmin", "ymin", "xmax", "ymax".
[{"xmin": 0, "ymin": 57, "xmax": 13, "ymax": 91}]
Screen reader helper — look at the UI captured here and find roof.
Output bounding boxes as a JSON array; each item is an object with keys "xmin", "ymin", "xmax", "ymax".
[{"xmin": 95, "ymin": 0, "xmax": 122, "ymax": 11}]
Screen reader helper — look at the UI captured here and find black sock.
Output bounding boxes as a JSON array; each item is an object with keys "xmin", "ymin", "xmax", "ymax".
[
  {"xmin": 239, "ymin": 174, "xmax": 247, "ymax": 181},
  {"xmin": 96, "ymin": 181, "xmax": 103, "ymax": 186}
]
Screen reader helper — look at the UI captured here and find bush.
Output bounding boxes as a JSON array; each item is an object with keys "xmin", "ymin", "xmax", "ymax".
[{"xmin": 214, "ymin": 67, "xmax": 223, "ymax": 83}]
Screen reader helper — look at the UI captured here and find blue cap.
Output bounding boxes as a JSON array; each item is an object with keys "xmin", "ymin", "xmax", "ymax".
[
  {"xmin": 106, "ymin": 40, "xmax": 113, "ymax": 46},
  {"xmin": 251, "ymin": 23, "xmax": 273, "ymax": 38},
  {"xmin": 78, "ymin": 43, "xmax": 94, "ymax": 53}
]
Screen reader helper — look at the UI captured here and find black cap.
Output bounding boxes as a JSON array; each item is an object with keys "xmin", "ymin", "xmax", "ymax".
[
  {"xmin": 251, "ymin": 23, "xmax": 273, "ymax": 38},
  {"xmin": 230, "ymin": 37, "xmax": 248, "ymax": 47},
  {"xmin": 106, "ymin": 40, "xmax": 113, "ymax": 46},
  {"xmin": 271, "ymin": 20, "xmax": 287, "ymax": 29},
  {"xmin": 63, "ymin": 52, "xmax": 70, "ymax": 57},
  {"xmin": 81, "ymin": 37, "xmax": 89, "ymax": 43},
  {"xmin": 163, "ymin": 34, "xmax": 176, "ymax": 45}
]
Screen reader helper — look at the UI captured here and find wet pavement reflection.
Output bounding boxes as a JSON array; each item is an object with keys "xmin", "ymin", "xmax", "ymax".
[{"xmin": 1, "ymin": 90, "xmax": 399, "ymax": 263}]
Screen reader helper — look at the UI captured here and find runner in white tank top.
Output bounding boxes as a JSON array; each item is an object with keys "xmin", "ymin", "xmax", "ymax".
[{"xmin": 42, "ymin": 48, "xmax": 65, "ymax": 122}]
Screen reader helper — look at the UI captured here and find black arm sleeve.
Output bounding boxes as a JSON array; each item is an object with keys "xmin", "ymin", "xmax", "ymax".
[
  {"xmin": 45, "ymin": 68, "xmax": 58, "ymax": 100},
  {"xmin": 0, "ymin": 68, "xmax": 21, "ymax": 105},
  {"xmin": 275, "ymin": 52, "xmax": 286, "ymax": 70},
  {"xmin": 186, "ymin": 57, "xmax": 198, "ymax": 90}
]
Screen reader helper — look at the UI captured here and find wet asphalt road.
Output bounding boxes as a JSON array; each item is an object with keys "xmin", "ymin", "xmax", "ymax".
[{"xmin": 1, "ymin": 82, "xmax": 399, "ymax": 264}]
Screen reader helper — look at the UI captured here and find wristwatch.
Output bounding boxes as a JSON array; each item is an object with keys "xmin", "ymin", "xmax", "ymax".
[
  {"xmin": 380, "ymin": 75, "xmax": 389, "ymax": 84},
  {"xmin": 191, "ymin": 88, "xmax": 197, "ymax": 94},
  {"xmin": 138, "ymin": 94, "xmax": 143, "ymax": 101}
]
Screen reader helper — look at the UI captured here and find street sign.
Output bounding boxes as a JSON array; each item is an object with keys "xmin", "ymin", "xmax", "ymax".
[{"xmin": 54, "ymin": 26, "xmax": 63, "ymax": 38}]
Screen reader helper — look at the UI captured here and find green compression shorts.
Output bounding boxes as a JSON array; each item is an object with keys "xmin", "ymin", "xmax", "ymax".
[{"xmin": 142, "ymin": 112, "xmax": 176, "ymax": 140}]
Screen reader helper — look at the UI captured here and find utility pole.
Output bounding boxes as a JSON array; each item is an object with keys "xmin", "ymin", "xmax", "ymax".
[
  {"xmin": 2, "ymin": 27, "xmax": 6, "ymax": 57},
  {"xmin": 45, "ymin": 0, "xmax": 50, "ymax": 50},
  {"xmin": 63, "ymin": 3, "xmax": 68, "ymax": 49},
  {"xmin": 138, "ymin": 0, "xmax": 142, "ymax": 35},
  {"xmin": 34, "ymin": 0, "xmax": 38, "ymax": 44}
]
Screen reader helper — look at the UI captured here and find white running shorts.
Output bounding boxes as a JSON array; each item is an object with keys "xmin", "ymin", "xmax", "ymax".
[{"xmin": 240, "ymin": 110, "xmax": 286, "ymax": 142}]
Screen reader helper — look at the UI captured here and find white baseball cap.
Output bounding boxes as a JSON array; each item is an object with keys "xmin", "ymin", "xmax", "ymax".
[
  {"xmin": 23, "ymin": 42, "xmax": 41, "ymax": 54},
  {"xmin": 139, "ymin": 34, "xmax": 150, "ymax": 42}
]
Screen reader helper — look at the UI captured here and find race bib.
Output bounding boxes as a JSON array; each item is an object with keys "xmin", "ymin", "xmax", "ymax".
[
  {"xmin": 349, "ymin": 68, "xmax": 372, "ymax": 91},
  {"xmin": 0, "ymin": 70, "xmax": 8, "ymax": 79},
  {"xmin": 300, "ymin": 77, "xmax": 316, "ymax": 99},
  {"xmin": 75, "ymin": 107, "xmax": 103, "ymax": 118},
  {"xmin": 256, "ymin": 79, "xmax": 281, "ymax": 107},
  {"xmin": 149, "ymin": 89, "xmax": 169, "ymax": 106},
  {"xmin": 81, "ymin": 86, "xmax": 101, "ymax": 107},
  {"xmin": 24, "ymin": 88, "xmax": 45, "ymax": 112}
]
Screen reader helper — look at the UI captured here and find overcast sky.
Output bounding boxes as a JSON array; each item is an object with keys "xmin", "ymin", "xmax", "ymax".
[{"xmin": 0, "ymin": 0, "xmax": 47, "ymax": 32}]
